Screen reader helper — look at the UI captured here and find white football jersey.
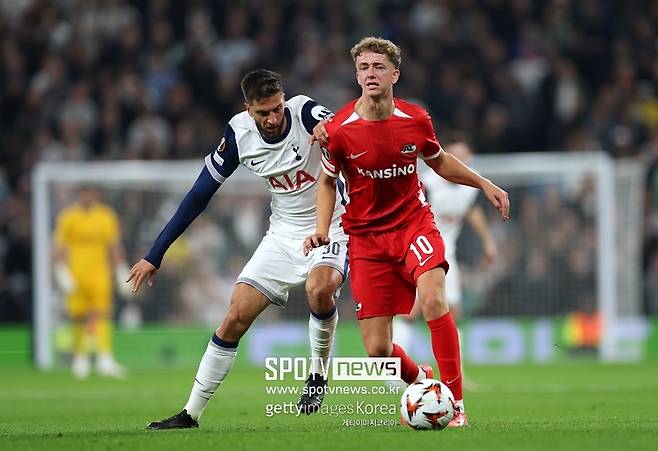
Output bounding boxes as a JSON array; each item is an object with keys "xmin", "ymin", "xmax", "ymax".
[
  {"xmin": 205, "ymin": 95, "xmax": 346, "ymax": 236},
  {"xmin": 420, "ymin": 168, "xmax": 478, "ymax": 255}
]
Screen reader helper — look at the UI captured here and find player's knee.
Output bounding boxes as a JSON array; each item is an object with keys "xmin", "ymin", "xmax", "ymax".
[
  {"xmin": 418, "ymin": 291, "xmax": 449, "ymax": 317},
  {"xmin": 305, "ymin": 278, "xmax": 335, "ymax": 304},
  {"xmin": 364, "ymin": 341, "xmax": 390, "ymax": 357},
  {"xmin": 418, "ymin": 290, "xmax": 447, "ymax": 309}
]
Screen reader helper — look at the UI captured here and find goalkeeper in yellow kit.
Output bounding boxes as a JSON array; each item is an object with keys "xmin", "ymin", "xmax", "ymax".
[{"xmin": 53, "ymin": 186, "xmax": 131, "ymax": 379}]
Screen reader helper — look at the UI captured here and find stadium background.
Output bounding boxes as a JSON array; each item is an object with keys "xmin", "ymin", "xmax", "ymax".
[{"xmin": 1, "ymin": 1, "xmax": 658, "ymax": 450}]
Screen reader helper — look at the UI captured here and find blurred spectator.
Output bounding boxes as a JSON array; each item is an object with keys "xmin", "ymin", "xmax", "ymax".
[
  {"xmin": 178, "ymin": 255, "xmax": 232, "ymax": 325},
  {"xmin": 2, "ymin": 0, "xmax": 658, "ymax": 323},
  {"xmin": 126, "ymin": 103, "xmax": 172, "ymax": 158}
]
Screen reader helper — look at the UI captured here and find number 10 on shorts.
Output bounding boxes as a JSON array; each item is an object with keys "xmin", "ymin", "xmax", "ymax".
[{"xmin": 409, "ymin": 235, "xmax": 433, "ymax": 266}]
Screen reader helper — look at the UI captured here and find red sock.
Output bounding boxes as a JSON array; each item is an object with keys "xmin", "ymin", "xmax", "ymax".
[
  {"xmin": 427, "ymin": 312, "xmax": 463, "ymax": 400},
  {"xmin": 391, "ymin": 343, "xmax": 420, "ymax": 384}
]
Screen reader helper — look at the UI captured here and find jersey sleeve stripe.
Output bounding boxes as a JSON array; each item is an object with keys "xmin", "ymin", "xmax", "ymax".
[
  {"xmin": 321, "ymin": 155, "xmax": 336, "ymax": 173},
  {"xmin": 321, "ymin": 159, "xmax": 339, "ymax": 177},
  {"xmin": 205, "ymin": 154, "xmax": 227, "ymax": 183},
  {"xmin": 419, "ymin": 148, "xmax": 443, "ymax": 161}
]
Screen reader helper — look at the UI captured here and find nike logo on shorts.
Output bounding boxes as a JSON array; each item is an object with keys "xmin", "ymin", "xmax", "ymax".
[
  {"xmin": 355, "ymin": 302, "xmax": 362, "ymax": 312},
  {"xmin": 251, "ymin": 160, "xmax": 265, "ymax": 166},
  {"xmin": 349, "ymin": 151, "xmax": 368, "ymax": 159},
  {"xmin": 418, "ymin": 256, "xmax": 432, "ymax": 266}
]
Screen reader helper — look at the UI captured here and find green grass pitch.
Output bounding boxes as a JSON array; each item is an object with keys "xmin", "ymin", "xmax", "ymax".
[{"xmin": 1, "ymin": 361, "xmax": 657, "ymax": 451}]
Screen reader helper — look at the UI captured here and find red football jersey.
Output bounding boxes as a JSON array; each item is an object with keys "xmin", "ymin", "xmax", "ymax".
[{"xmin": 321, "ymin": 98, "xmax": 442, "ymax": 234}]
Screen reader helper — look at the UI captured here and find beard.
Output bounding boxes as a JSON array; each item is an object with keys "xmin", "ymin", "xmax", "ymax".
[{"xmin": 256, "ymin": 121, "xmax": 284, "ymax": 139}]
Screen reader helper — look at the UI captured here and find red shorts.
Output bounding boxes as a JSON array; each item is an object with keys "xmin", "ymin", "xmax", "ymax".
[{"xmin": 348, "ymin": 209, "xmax": 449, "ymax": 319}]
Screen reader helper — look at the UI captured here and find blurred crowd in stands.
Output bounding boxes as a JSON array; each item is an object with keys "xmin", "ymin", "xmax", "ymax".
[{"xmin": 2, "ymin": 0, "xmax": 658, "ymax": 322}]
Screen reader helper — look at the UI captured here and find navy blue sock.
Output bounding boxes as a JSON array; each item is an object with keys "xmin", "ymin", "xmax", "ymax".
[
  {"xmin": 310, "ymin": 304, "xmax": 337, "ymax": 320},
  {"xmin": 212, "ymin": 333, "xmax": 239, "ymax": 349}
]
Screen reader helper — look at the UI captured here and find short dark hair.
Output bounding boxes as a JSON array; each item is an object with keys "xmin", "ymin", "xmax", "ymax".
[{"xmin": 240, "ymin": 69, "xmax": 283, "ymax": 103}]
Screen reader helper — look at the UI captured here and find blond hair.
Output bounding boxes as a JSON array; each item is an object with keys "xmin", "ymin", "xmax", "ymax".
[{"xmin": 350, "ymin": 37, "xmax": 402, "ymax": 69}]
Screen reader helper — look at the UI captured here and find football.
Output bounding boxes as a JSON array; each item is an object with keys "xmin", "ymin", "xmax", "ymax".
[{"xmin": 400, "ymin": 379, "xmax": 455, "ymax": 430}]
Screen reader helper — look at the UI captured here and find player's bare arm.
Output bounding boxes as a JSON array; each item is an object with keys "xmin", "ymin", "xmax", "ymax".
[
  {"xmin": 126, "ymin": 258, "xmax": 157, "ymax": 293},
  {"xmin": 466, "ymin": 205, "xmax": 498, "ymax": 267},
  {"xmin": 425, "ymin": 151, "xmax": 510, "ymax": 222},
  {"xmin": 303, "ymin": 172, "xmax": 336, "ymax": 255}
]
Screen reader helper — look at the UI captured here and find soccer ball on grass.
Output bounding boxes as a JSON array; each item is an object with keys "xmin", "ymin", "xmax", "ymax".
[{"xmin": 400, "ymin": 379, "xmax": 455, "ymax": 430}]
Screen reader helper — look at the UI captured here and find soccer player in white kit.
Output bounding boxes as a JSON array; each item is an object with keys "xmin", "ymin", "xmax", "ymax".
[
  {"xmin": 393, "ymin": 132, "xmax": 497, "ymax": 386},
  {"xmin": 128, "ymin": 70, "xmax": 348, "ymax": 428}
]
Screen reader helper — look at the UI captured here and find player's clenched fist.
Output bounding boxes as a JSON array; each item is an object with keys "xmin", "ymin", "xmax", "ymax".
[
  {"xmin": 303, "ymin": 233, "xmax": 330, "ymax": 256},
  {"xmin": 126, "ymin": 258, "xmax": 158, "ymax": 293}
]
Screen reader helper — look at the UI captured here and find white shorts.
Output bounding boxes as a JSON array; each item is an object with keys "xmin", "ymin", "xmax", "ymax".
[
  {"xmin": 445, "ymin": 254, "xmax": 461, "ymax": 305},
  {"xmin": 236, "ymin": 227, "xmax": 348, "ymax": 306}
]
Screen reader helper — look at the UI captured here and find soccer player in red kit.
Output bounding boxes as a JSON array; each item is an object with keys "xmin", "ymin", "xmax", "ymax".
[{"xmin": 304, "ymin": 37, "xmax": 510, "ymax": 427}]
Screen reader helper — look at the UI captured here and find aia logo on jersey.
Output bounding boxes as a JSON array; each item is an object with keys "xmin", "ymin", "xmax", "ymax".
[
  {"xmin": 400, "ymin": 143, "xmax": 416, "ymax": 154},
  {"xmin": 269, "ymin": 170, "xmax": 316, "ymax": 191}
]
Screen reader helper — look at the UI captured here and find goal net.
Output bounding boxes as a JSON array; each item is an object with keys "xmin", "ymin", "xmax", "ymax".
[
  {"xmin": 32, "ymin": 152, "xmax": 645, "ymax": 369},
  {"xmin": 458, "ymin": 153, "xmax": 645, "ymax": 362}
]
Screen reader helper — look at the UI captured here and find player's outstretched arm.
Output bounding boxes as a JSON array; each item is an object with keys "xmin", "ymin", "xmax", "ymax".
[
  {"xmin": 425, "ymin": 151, "xmax": 510, "ymax": 222},
  {"xmin": 303, "ymin": 172, "xmax": 336, "ymax": 255},
  {"xmin": 137, "ymin": 166, "xmax": 221, "ymax": 278}
]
